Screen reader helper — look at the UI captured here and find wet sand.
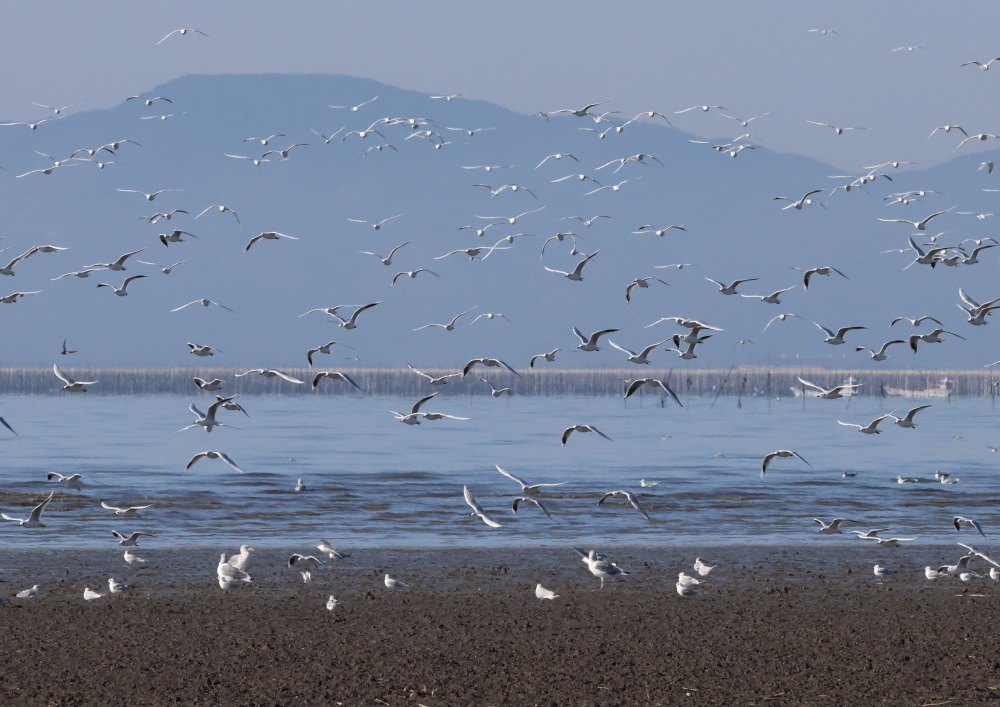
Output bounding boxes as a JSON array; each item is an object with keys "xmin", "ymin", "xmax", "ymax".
[{"xmin": 1, "ymin": 545, "xmax": 999, "ymax": 705}]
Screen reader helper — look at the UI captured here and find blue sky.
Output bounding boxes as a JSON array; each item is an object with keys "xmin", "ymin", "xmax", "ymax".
[{"xmin": 3, "ymin": 1, "xmax": 1000, "ymax": 170}]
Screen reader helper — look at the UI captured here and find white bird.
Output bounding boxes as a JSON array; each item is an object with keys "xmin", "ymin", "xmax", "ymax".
[
  {"xmin": 954, "ymin": 516, "xmax": 987, "ymax": 538},
  {"xmin": 463, "ymin": 358, "xmax": 520, "ymax": 377},
  {"xmin": 814, "ymin": 518, "xmax": 854, "ymax": 534},
  {"xmin": 384, "ymin": 574, "xmax": 408, "ymax": 589},
  {"xmin": 359, "ymin": 241, "xmax": 410, "ymax": 266},
  {"xmin": 678, "ymin": 572, "xmax": 703, "ymax": 587},
  {"xmin": 317, "ymin": 540, "xmax": 350, "ymax": 561},
  {"xmin": 108, "ymin": 578, "xmax": 130, "ymax": 594},
  {"xmin": 83, "ymin": 587, "xmax": 105, "ymax": 601},
  {"xmin": 156, "ymin": 28, "xmax": 208, "ymax": 45},
  {"xmin": 795, "ymin": 377, "xmax": 862, "ymax": 399},
  {"xmin": 889, "ymin": 405, "xmax": 932, "ymax": 428},
  {"xmin": 623, "ymin": 378, "xmax": 682, "ymax": 406},
  {"xmin": 244, "ymin": 231, "xmax": 298, "ymax": 252},
  {"xmin": 463, "ymin": 486, "xmax": 502, "ymax": 528},
  {"xmin": 295, "ymin": 478, "xmax": 306, "ymax": 492},
  {"xmin": 306, "ymin": 341, "xmax": 353, "ymax": 366},
  {"xmin": 46, "ymin": 472, "xmax": 89, "ymax": 491},
  {"xmin": 405, "ymin": 364, "xmax": 462, "ymax": 386},
  {"xmin": 761, "ymin": 450, "xmax": 811, "ymax": 477},
  {"xmin": 741, "ymin": 286, "xmax": 795, "ymax": 304},
  {"xmin": 625, "ymin": 277, "xmax": 670, "ymax": 303},
  {"xmin": 870, "ymin": 537, "xmax": 917, "ymax": 547},
  {"xmin": 582, "ymin": 549, "xmax": 630, "ymax": 589},
  {"xmin": 773, "ymin": 190, "xmax": 822, "ymax": 210},
  {"xmin": 877, "ymin": 206, "xmax": 955, "ymax": 230},
  {"xmin": 676, "ymin": 582, "xmax": 701, "ymax": 597},
  {"xmin": 479, "ymin": 378, "xmax": 513, "ymax": 397},
  {"xmin": 16, "ymin": 585, "xmax": 39, "ymax": 599},
  {"xmin": 837, "ymin": 414, "xmax": 892, "ymax": 434},
  {"xmin": 332, "ymin": 302, "xmax": 380, "ymax": 329},
  {"xmin": 529, "ymin": 349, "xmax": 561, "ymax": 368},
  {"xmin": 694, "ymin": 558, "xmax": 717, "ymax": 576},
  {"xmin": 179, "ymin": 396, "xmax": 238, "ymax": 432},
  {"xmin": 551, "ymin": 101, "xmax": 609, "ymax": 117},
  {"xmin": 535, "ymin": 584, "xmax": 559, "ymax": 600},
  {"xmin": 413, "ymin": 306, "xmax": 477, "ymax": 332},
  {"xmin": 705, "ymin": 277, "xmax": 759, "ymax": 295},
  {"xmin": 288, "ymin": 553, "xmax": 326, "ymax": 569},
  {"xmin": 924, "ymin": 566, "xmax": 947, "ymax": 579},
  {"xmin": 102, "ymin": 501, "xmax": 153, "ymax": 518},
  {"xmin": 573, "ymin": 326, "xmax": 619, "ymax": 352},
  {"xmin": 186, "ymin": 450, "xmax": 244, "ymax": 473},
  {"xmin": 116, "ymin": 188, "xmax": 174, "ymax": 201},
  {"xmin": 312, "ymin": 371, "xmax": 361, "ymax": 391},
  {"xmin": 347, "ymin": 213, "xmax": 403, "ymax": 230},
  {"xmin": 391, "ymin": 268, "xmax": 440, "ymax": 286},
  {"xmin": 187, "ymin": 343, "xmax": 221, "ymax": 357},
  {"xmin": 813, "ymin": 322, "xmax": 867, "ymax": 345},
  {"xmin": 807, "ymin": 121, "xmax": 865, "ymax": 135},
  {"xmin": 96, "ymin": 275, "xmax": 146, "ymax": 297},
  {"xmin": 856, "ymin": 340, "xmax": 907, "ymax": 361},
  {"xmin": 171, "ymin": 299, "xmax": 234, "ymax": 313},
  {"xmin": 800, "ymin": 266, "xmax": 848, "ymax": 290},
  {"xmin": 157, "ymin": 229, "xmax": 198, "ymax": 247},
  {"xmin": 330, "ymin": 96, "xmax": 379, "ymax": 112},
  {"xmin": 639, "ymin": 479, "xmax": 659, "ymax": 488},
  {"xmin": 217, "ymin": 554, "xmax": 252, "ymax": 583},
  {"xmin": 1, "ymin": 491, "xmax": 54, "ymax": 527},
  {"xmin": 0, "ymin": 290, "xmax": 41, "ymax": 304},
  {"xmin": 196, "ymin": 204, "xmax": 240, "ymax": 223},
  {"xmin": 598, "ymin": 490, "xmax": 650, "ymax": 520},
  {"xmin": 235, "ymin": 369, "xmax": 304, "ymax": 384},
  {"xmin": 470, "ymin": 312, "xmax": 512, "ymax": 325},
  {"xmin": 389, "ymin": 393, "xmax": 469, "ymax": 425},
  {"xmin": 545, "ymin": 250, "xmax": 601, "ymax": 281},
  {"xmin": 326, "ymin": 595, "xmax": 341, "ymax": 611},
  {"xmin": 88, "ymin": 248, "xmax": 145, "ymax": 272},
  {"xmin": 123, "ymin": 550, "xmax": 146, "ymax": 564},
  {"xmin": 496, "ymin": 464, "xmax": 568, "ymax": 494},
  {"xmin": 111, "ymin": 530, "xmax": 154, "ymax": 546},
  {"xmin": 562, "ymin": 424, "xmax": 613, "ymax": 446},
  {"xmin": 138, "ymin": 260, "xmax": 188, "ymax": 275},
  {"xmin": 608, "ymin": 339, "xmax": 669, "ymax": 365},
  {"xmin": 512, "ymin": 496, "xmax": 554, "ymax": 520},
  {"xmin": 873, "ymin": 565, "xmax": 895, "ymax": 583}
]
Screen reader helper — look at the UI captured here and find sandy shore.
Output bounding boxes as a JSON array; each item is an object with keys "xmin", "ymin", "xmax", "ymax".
[{"xmin": 1, "ymin": 545, "xmax": 999, "ymax": 705}]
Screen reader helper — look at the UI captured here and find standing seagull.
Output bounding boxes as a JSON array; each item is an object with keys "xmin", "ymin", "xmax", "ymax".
[
  {"xmin": 581, "ymin": 549, "xmax": 630, "ymax": 589},
  {"xmin": 463, "ymin": 486, "xmax": 502, "ymax": 528}
]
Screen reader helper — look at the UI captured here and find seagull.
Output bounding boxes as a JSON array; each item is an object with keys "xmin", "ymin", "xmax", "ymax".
[
  {"xmin": 312, "ymin": 371, "xmax": 361, "ymax": 391},
  {"xmin": 384, "ymin": 574, "xmax": 409, "ymax": 589},
  {"xmin": 535, "ymin": 584, "xmax": 559, "ymax": 599},
  {"xmin": 223, "ymin": 546, "xmax": 254, "ymax": 572},
  {"xmin": 347, "ymin": 214, "xmax": 403, "ymax": 231},
  {"xmin": 479, "ymin": 378, "xmax": 513, "ymax": 397},
  {"xmin": 16, "ymin": 585, "xmax": 39, "ymax": 599},
  {"xmin": 573, "ymin": 326, "xmax": 619, "ymax": 352},
  {"xmin": 111, "ymin": 530, "xmax": 154, "ymax": 546},
  {"xmin": 799, "ymin": 266, "xmax": 848, "ymax": 290},
  {"xmin": 332, "ymin": 302, "xmax": 380, "ymax": 329},
  {"xmin": 529, "ymin": 349, "xmax": 561, "ymax": 368},
  {"xmin": 608, "ymin": 339, "xmax": 669, "ymax": 365},
  {"xmin": 877, "ymin": 206, "xmax": 955, "ymax": 230},
  {"xmin": 89, "ymin": 247, "xmax": 144, "ymax": 271},
  {"xmin": 316, "ymin": 540, "xmax": 350, "ymax": 561},
  {"xmin": 158, "ymin": 228, "xmax": 199, "ymax": 245},
  {"xmin": 359, "ymin": 241, "xmax": 410, "ymax": 266},
  {"xmin": 562, "ymin": 424, "xmax": 613, "ymax": 446},
  {"xmin": 1, "ymin": 491, "xmax": 54, "ymax": 527},
  {"xmin": 813, "ymin": 322, "xmax": 867, "ymax": 345},
  {"xmin": 187, "ymin": 343, "xmax": 221, "ymax": 357},
  {"xmin": 581, "ymin": 549, "xmax": 630, "ymax": 589},
  {"xmin": 890, "ymin": 315, "xmax": 944, "ymax": 327},
  {"xmin": 96, "ymin": 275, "xmax": 146, "ymax": 297},
  {"xmin": 856, "ymin": 340, "xmax": 907, "ymax": 361},
  {"xmin": 908, "ymin": 328, "xmax": 967, "ymax": 353},
  {"xmin": 694, "ymin": 558, "xmax": 717, "ymax": 576},
  {"xmin": 0, "ymin": 290, "xmax": 41, "ymax": 304},
  {"xmin": 186, "ymin": 450, "xmax": 244, "ymax": 473},
  {"xmin": 391, "ymin": 269, "xmax": 439, "ymax": 286},
  {"xmin": 108, "ymin": 578, "xmax": 130, "ymax": 594},
  {"xmin": 463, "ymin": 358, "xmax": 520, "ymax": 377},
  {"xmin": 414, "ymin": 307, "xmax": 477, "ymax": 332},
  {"xmin": 741, "ymin": 286, "xmax": 795, "ymax": 304},
  {"xmin": 623, "ymin": 378, "xmax": 682, "ymax": 405},
  {"xmin": 51, "ymin": 269, "xmax": 100, "ymax": 281},
  {"xmin": 288, "ymin": 553, "xmax": 326, "ymax": 570},
  {"xmin": 496, "ymin": 464, "xmax": 568, "ymax": 494},
  {"xmin": 0, "ymin": 118, "xmax": 60, "ymax": 130},
  {"xmin": 330, "ymin": 96, "xmax": 379, "ymax": 112},
  {"xmin": 873, "ymin": 565, "xmax": 895, "ymax": 583},
  {"xmin": 116, "ymin": 188, "xmax": 174, "ymax": 201},
  {"xmin": 550, "ymin": 101, "xmax": 609, "ymax": 117},
  {"xmin": 870, "ymin": 537, "xmax": 917, "ymax": 547},
  {"xmin": 642, "ymin": 480, "xmax": 659, "ymax": 488},
  {"xmin": 53, "ymin": 364, "xmax": 97, "ymax": 392},
  {"xmin": 295, "ymin": 478, "xmax": 306, "ymax": 492},
  {"xmin": 171, "ymin": 299, "xmax": 234, "ymax": 313},
  {"xmin": 814, "ymin": 518, "xmax": 855, "ymax": 534},
  {"xmin": 83, "ymin": 587, "xmax": 105, "ymax": 601},
  {"xmin": 477, "ymin": 206, "xmax": 545, "ymax": 225},
  {"xmin": 389, "ymin": 393, "xmax": 467, "ymax": 425},
  {"xmin": 262, "ymin": 143, "xmax": 309, "ymax": 160},
  {"xmin": 470, "ymin": 312, "xmax": 512, "ymax": 325},
  {"xmin": 761, "ymin": 450, "xmax": 811, "ymax": 477},
  {"xmin": 46, "ymin": 472, "xmax": 88, "ymax": 490},
  {"xmin": 807, "ymin": 121, "xmax": 865, "ymax": 135},
  {"xmin": 406, "ymin": 364, "xmax": 462, "ymax": 386},
  {"xmin": 156, "ymin": 28, "xmax": 208, "ymax": 44},
  {"xmin": 625, "ymin": 277, "xmax": 670, "ymax": 303},
  {"xmin": 326, "ymin": 595, "xmax": 341, "ymax": 611},
  {"xmin": 306, "ymin": 341, "xmax": 354, "ymax": 366},
  {"xmin": 102, "ymin": 501, "xmax": 153, "ymax": 518},
  {"xmin": 512, "ymin": 496, "xmax": 554, "ymax": 520},
  {"xmin": 955, "ymin": 516, "xmax": 987, "ymax": 538},
  {"xmin": 633, "ymin": 225, "xmax": 687, "ymax": 237},
  {"xmin": 674, "ymin": 105, "xmax": 728, "ymax": 114},
  {"xmin": 217, "ymin": 554, "xmax": 252, "ymax": 583},
  {"xmin": 235, "ymin": 369, "xmax": 304, "ymax": 384},
  {"xmin": 0, "ymin": 247, "xmax": 39, "ymax": 276},
  {"xmin": 138, "ymin": 260, "xmax": 188, "ymax": 275},
  {"xmin": 676, "ymin": 582, "xmax": 701, "ymax": 597},
  {"xmin": 244, "ymin": 231, "xmax": 298, "ymax": 252},
  {"xmin": 705, "ymin": 277, "xmax": 759, "ymax": 295},
  {"xmin": 773, "ymin": 190, "xmax": 822, "ymax": 210},
  {"xmin": 598, "ymin": 490, "xmax": 650, "ymax": 520},
  {"xmin": 837, "ymin": 414, "xmax": 892, "ymax": 434},
  {"xmin": 889, "ymin": 405, "xmax": 932, "ymax": 428},
  {"xmin": 961, "ymin": 57, "xmax": 1000, "ymax": 70},
  {"xmin": 179, "ymin": 396, "xmax": 238, "ymax": 432},
  {"xmin": 196, "ymin": 204, "xmax": 240, "ymax": 223},
  {"xmin": 795, "ymin": 377, "xmax": 862, "ymax": 399},
  {"xmin": 463, "ymin": 486, "xmax": 502, "ymax": 528}
]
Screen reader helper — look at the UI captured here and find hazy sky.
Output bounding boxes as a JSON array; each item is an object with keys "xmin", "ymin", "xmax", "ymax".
[{"xmin": 2, "ymin": 1, "xmax": 1000, "ymax": 170}]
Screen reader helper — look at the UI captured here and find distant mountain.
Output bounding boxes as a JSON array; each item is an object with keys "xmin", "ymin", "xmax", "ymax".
[{"xmin": 0, "ymin": 73, "xmax": 997, "ymax": 373}]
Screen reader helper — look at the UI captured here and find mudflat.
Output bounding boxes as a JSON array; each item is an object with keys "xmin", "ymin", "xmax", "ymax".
[{"xmin": 0, "ymin": 545, "xmax": 997, "ymax": 705}]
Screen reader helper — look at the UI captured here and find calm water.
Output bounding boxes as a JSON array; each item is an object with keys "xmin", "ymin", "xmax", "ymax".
[{"xmin": 0, "ymin": 392, "xmax": 997, "ymax": 549}]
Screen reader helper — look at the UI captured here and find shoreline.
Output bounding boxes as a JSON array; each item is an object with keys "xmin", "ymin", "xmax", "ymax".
[{"xmin": 2, "ymin": 546, "xmax": 999, "ymax": 705}]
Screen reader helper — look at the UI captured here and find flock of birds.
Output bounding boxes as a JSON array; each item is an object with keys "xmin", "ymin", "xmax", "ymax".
[{"xmin": 4, "ymin": 25, "xmax": 1000, "ymax": 604}]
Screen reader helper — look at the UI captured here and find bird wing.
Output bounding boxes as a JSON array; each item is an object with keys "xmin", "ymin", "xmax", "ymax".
[{"xmin": 495, "ymin": 464, "xmax": 528, "ymax": 489}]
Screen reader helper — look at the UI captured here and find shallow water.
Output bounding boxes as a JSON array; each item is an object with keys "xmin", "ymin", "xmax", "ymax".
[{"xmin": 0, "ymin": 392, "xmax": 997, "ymax": 548}]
